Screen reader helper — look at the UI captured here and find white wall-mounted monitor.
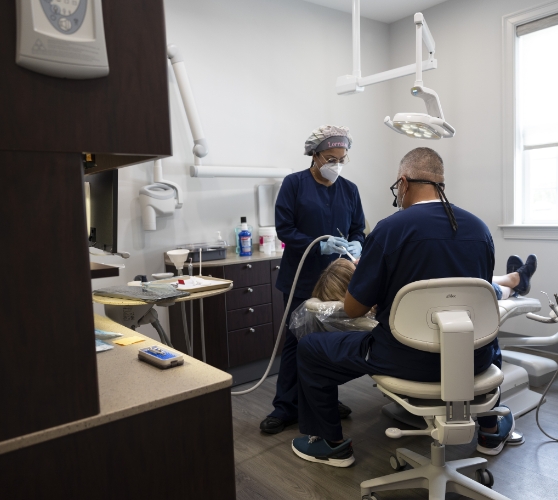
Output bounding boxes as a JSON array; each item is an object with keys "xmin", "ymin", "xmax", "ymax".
[{"xmin": 16, "ymin": 0, "xmax": 109, "ymax": 79}]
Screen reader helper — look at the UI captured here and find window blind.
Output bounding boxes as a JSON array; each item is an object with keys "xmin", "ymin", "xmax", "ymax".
[{"xmin": 517, "ymin": 13, "xmax": 558, "ymax": 37}]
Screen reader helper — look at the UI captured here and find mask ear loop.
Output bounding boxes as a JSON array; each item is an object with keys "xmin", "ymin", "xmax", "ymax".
[{"xmin": 434, "ymin": 183, "xmax": 458, "ymax": 232}]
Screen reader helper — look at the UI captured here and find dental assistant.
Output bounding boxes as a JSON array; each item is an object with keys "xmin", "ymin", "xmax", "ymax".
[{"xmin": 259, "ymin": 125, "xmax": 366, "ymax": 434}]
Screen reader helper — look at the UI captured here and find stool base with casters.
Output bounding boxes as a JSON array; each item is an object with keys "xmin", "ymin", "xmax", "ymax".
[
  {"xmin": 361, "ymin": 442, "xmax": 504, "ymax": 500},
  {"xmin": 360, "ymin": 443, "xmax": 507, "ymax": 500}
]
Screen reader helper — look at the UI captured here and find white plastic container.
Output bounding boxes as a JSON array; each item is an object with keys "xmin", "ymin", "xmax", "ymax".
[{"xmin": 259, "ymin": 227, "xmax": 276, "ymax": 253}]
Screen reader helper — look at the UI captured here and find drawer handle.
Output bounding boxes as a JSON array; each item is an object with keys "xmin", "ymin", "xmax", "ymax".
[
  {"xmin": 249, "ymin": 328, "xmax": 255, "ymax": 333},
  {"xmin": 275, "ymin": 265, "xmax": 280, "ymax": 270},
  {"xmin": 246, "ymin": 264, "xmax": 252, "ymax": 269},
  {"xmin": 247, "ymin": 288, "xmax": 253, "ymax": 293},
  {"xmin": 248, "ymin": 308, "xmax": 254, "ymax": 313}
]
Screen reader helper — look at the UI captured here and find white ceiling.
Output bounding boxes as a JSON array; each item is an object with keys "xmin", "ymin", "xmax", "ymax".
[{"xmin": 303, "ymin": 0, "xmax": 448, "ymax": 24}]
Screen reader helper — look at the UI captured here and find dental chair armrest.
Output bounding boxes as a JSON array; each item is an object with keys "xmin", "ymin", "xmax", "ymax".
[{"xmin": 499, "ymin": 331, "xmax": 558, "ymax": 347}]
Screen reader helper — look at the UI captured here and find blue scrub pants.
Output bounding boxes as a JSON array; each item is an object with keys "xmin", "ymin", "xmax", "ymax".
[
  {"xmin": 268, "ymin": 294, "xmax": 307, "ymax": 422},
  {"xmin": 297, "ymin": 330, "xmax": 501, "ymax": 441}
]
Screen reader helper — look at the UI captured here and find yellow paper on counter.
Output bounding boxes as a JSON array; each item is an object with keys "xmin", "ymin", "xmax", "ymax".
[{"xmin": 113, "ymin": 336, "xmax": 146, "ymax": 346}]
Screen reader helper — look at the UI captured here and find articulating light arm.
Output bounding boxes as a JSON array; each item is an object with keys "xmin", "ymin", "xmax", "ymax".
[
  {"xmin": 337, "ymin": 2, "xmax": 455, "ymax": 140},
  {"xmin": 336, "ymin": 3, "xmax": 437, "ymax": 95}
]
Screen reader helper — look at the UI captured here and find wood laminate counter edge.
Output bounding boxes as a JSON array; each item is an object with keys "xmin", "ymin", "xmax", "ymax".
[
  {"xmin": 0, "ymin": 315, "xmax": 232, "ymax": 455},
  {"xmin": 165, "ymin": 247, "xmax": 283, "ymax": 268}
]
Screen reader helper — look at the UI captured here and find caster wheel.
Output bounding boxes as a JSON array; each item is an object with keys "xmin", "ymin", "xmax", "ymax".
[
  {"xmin": 475, "ymin": 468, "xmax": 494, "ymax": 488},
  {"xmin": 389, "ymin": 454, "xmax": 406, "ymax": 471},
  {"xmin": 361, "ymin": 495, "xmax": 378, "ymax": 500}
]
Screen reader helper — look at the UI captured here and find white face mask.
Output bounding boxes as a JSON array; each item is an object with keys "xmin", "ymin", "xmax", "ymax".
[{"xmin": 320, "ymin": 162, "xmax": 343, "ymax": 183}]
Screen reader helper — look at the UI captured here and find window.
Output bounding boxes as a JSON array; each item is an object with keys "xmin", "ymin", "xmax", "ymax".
[
  {"xmin": 516, "ymin": 18, "xmax": 558, "ymax": 224},
  {"xmin": 502, "ymin": 3, "xmax": 558, "ymax": 239}
]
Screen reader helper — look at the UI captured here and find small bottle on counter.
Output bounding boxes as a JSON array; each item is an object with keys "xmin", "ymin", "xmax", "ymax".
[
  {"xmin": 239, "ymin": 220, "xmax": 252, "ymax": 256},
  {"xmin": 258, "ymin": 226, "xmax": 276, "ymax": 254}
]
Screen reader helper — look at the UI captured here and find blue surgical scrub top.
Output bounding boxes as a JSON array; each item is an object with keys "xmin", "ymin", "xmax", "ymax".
[
  {"xmin": 275, "ymin": 169, "xmax": 365, "ymax": 299},
  {"xmin": 348, "ymin": 201, "xmax": 498, "ymax": 381}
]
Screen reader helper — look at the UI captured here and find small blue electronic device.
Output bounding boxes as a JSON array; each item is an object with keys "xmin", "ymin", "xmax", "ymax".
[{"xmin": 138, "ymin": 346, "xmax": 184, "ymax": 369}]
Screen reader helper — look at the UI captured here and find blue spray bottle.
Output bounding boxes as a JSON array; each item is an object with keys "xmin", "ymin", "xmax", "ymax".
[{"xmin": 239, "ymin": 218, "xmax": 252, "ymax": 256}]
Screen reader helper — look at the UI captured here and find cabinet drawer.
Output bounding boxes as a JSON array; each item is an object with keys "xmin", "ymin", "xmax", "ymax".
[
  {"xmin": 228, "ymin": 323, "xmax": 274, "ymax": 367},
  {"xmin": 227, "ymin": 303, "xmax": 272, "ymax": 331},
  {"xmin": 224, "ymin": 261, "xmax": 270, "ymax": 289},
  {"xmin": 226, "ymin": 284, "xmax": 271, "ymax": 311}
]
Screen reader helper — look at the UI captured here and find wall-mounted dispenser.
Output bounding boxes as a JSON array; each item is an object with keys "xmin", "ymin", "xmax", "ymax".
[
  {"xmin": 140, "ymin": 159, "xmax": 183, "ymax": 231},
  {"xmin": 139, "ymin": 183, "xmax": 176, "ymax": 231}
]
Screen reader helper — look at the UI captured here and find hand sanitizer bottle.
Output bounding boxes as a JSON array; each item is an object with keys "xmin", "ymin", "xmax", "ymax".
[{"xmin": 239, "ymin": 219, "xmax": 252, "ymax": 257}]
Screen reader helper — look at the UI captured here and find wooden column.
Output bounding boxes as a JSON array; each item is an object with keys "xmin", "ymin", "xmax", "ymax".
[
  {"xmin": 0, "ymin": 151, "xmax": 99, "ymax": 440},
  {"xmin": 0, "ymin": 0, "xmax": 172, "ymax": 440}
]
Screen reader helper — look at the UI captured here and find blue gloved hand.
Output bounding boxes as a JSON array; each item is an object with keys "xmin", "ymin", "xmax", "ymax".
[
  {"xmin": 320, "ymin": 236, "xmax": 349, "ymax": 255},
  {"xmin": 347, "ymin": 240, "xmax": 362, "ymax": 258}
]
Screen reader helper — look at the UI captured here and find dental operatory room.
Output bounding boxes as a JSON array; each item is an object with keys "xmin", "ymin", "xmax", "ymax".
[{"xmin": 3, "ymin": 0, "xmax": 558, "ymax": 498}]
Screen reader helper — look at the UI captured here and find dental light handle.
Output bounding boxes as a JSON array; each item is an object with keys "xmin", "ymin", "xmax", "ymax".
[
  {"xmin": 231, "ymin": 234, "xmax": 332, "ymax": 396},
  {"xmin": 167, "ymin": 44, "xmax": 208, "ymax": 159}
]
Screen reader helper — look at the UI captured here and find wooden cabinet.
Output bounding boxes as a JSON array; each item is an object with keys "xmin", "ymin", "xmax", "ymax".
[
  {"xmin": 0, "ymin": 0, "xmax": 172, "ymax": 441},
  {"xmin": 167, "ymin": 258, "xmax": 285, "ymax": 374}
]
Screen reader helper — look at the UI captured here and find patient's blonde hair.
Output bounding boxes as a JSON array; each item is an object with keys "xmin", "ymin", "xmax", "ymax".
[{"xmin": 312, "ymin": 259, "xmax": 356, "ymax": 302}]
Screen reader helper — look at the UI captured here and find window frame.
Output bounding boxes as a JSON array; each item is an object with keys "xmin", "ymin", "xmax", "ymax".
[{"xmin": 500, "ymin": 1, "xmax": 558, "ymax": 240}]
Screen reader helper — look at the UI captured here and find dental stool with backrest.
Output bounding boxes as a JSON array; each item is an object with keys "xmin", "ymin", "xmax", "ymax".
[
  {"xmin": 361, "ymin": 278, "xmax": 511, "ymax": 500},
  {"xmin": 383, "ymin": 294, "xmax": 556, "ymax": 426}
]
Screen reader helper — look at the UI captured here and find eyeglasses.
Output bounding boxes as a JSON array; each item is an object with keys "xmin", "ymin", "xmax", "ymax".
[
  {"xmin": 390, "ymin": 177, "xmax": 447, "ymax": 207},
  {"xmin": 318, "ymin": 152, "xmax": 350, "ymax": 165},
  {"xmin": 389, "ymin": 177, "xmax": 457, "ymax": 231},
  {"xmin": 390, "ymin": 178, "xmax": 402, "ymax": 199}
]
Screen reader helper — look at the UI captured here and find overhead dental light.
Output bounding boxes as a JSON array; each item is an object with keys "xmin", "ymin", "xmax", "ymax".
[{"xmin": 336, "ymin": 3, "xmax": 455, "ymax": 140}]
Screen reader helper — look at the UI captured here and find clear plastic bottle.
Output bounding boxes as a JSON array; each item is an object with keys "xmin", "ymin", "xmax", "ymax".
[
  {"xmin": 235, "ymin": 217, "xmax": 253, "ymax": 254},
  {"xmin": 239, "ymin": 221, "xmax": 252, "ymax": 256}
]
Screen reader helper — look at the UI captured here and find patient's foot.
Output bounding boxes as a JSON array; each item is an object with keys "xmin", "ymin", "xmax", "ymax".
[
  {"xmin": 513, "ymin": 254, "xmax": 537, "ymax": 296},
  {"xmin": 506, "ymin": 255, "xmax": 523, "ymax": 274}
]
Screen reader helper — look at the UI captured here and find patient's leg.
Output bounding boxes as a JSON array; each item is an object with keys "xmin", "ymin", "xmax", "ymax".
[{"xmin": 493, "ymin": 273, "xmax": 520, "ymax": 289}]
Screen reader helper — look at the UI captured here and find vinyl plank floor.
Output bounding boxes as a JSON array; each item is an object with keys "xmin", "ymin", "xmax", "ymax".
[{"xmin": 231, "ymin": 373, "xmax": 558, "ymax": 499}]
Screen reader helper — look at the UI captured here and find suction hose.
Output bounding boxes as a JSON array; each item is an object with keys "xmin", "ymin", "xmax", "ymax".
[{"xmin": 231, "ymin": 235, "xmax": 332, "ymax": 396}]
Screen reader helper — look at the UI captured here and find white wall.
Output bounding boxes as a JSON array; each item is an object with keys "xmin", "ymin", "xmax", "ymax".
[
  {"xmin": 91, "ymin": 0, "xmax": 395, "ymax": 338},
  {"xmin": 388, "ymin": 0, "xmax": 558, "ymax": 340}
]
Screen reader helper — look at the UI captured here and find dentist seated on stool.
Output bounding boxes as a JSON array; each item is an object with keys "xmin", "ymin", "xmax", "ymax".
[
  {"xmin": 259, "ymin": 125, "xmax": 366, "ymax": 435},
  {"xmin": 291, "ymin": 147, "xmax": 525, "ymax": 467}
]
